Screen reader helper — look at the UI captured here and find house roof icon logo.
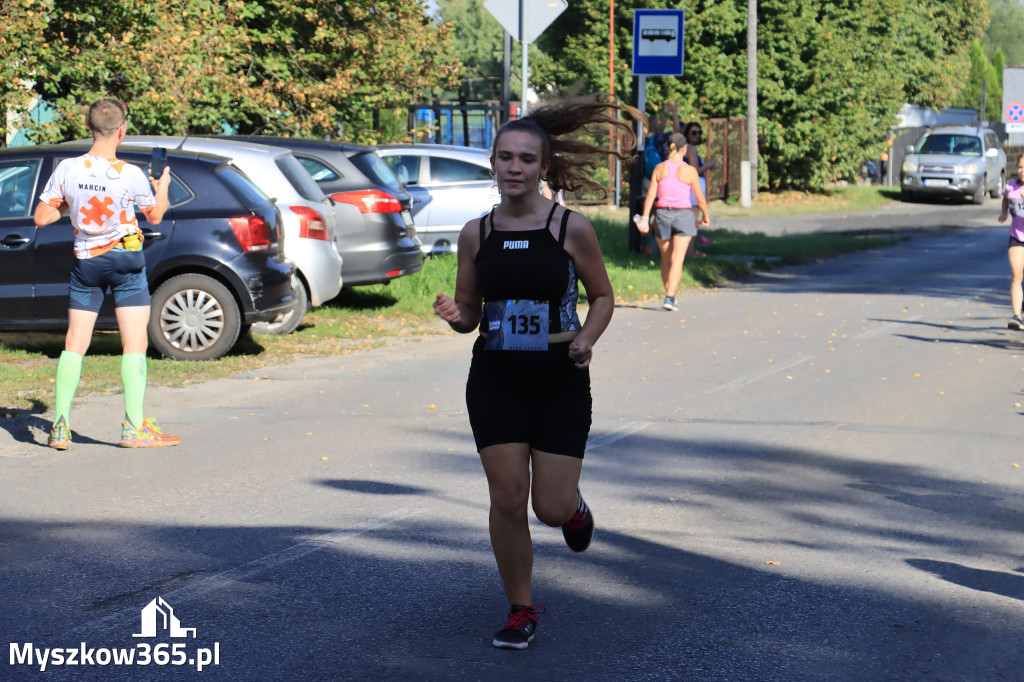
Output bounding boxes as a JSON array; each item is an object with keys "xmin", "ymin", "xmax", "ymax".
[{"xmin": 132, "ymin": 597, "xmax": 197, "ymax": 638}]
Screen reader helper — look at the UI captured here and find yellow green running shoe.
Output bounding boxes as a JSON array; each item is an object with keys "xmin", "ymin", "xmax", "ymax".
[
  {"xmin": 119, "ymin": 417, "xmax": 179, "ymax": 448},
  {"xmin": 47, "ymin": 423, "xmax": 72, "ymax": 450}
]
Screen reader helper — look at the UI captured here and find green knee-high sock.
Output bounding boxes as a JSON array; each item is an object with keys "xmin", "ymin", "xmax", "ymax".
[
  {"xmin": 121, "ymin": 353, "xmax": 147, "ymax": 430},
  {"xmin": 54, "ymin": 350, "xmax": 84, "ymax": 429}
]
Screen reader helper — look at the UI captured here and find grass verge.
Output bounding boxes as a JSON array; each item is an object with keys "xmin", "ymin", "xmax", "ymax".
[{"xmin": 0, "ymin": 191, "xmax": 900, "ymax": 414}]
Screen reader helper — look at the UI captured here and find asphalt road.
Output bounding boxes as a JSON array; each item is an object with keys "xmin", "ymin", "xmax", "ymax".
[{"xmin": 2, "ymin": 198, "xmax": 1023, "ymax": 681}]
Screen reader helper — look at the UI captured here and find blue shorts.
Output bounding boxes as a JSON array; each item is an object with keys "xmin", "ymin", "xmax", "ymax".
[{"xmin": 69, "ymin": 248, "xmax": 150, "ymax": 312}]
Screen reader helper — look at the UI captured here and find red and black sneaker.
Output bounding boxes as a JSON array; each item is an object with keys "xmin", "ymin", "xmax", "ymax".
[
  {"xmin": 492, "ymin": 604, "xmax": 546, "ymax": 650},
  {"xmin": 561, "ymin": 488, "xmax": 595, "ymax": 552}
]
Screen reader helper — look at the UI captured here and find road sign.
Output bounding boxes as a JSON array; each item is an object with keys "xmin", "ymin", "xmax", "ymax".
[
  {"xmin": 1007, "ymin": 101, "xmax": 1024, "ymax": 123},
  {"xmin": 633, "ymin": 9, "xmax": 685, "ymax": 76},
  {"xmin": 484, "ymin": 0, "xmax": 568, "ymax": 44}
]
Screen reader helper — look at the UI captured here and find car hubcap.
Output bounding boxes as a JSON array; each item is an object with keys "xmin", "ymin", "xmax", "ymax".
[{"xmin": 160, "ymin": 288, "xmax": 225, "ymax": 352}]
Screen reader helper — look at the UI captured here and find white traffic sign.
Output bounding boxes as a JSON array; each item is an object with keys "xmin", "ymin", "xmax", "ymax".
[
  {"xmin": 484, "ymin": 0, "xmax": 568, "ymax": 44},
  {"xmin": 633, "ymin": 9, "xmax": 685, "ymax": 76}
]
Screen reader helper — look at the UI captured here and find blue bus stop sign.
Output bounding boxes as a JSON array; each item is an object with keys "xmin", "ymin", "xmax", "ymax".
[{"xmin": 633, "ymin": 9, "xmax": 685, "ymax": 76}]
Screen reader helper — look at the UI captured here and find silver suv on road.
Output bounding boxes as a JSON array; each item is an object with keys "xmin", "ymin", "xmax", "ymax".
[{"xmin": 900, "ymin": 125, "xmax": 1006, "ymax": 204}]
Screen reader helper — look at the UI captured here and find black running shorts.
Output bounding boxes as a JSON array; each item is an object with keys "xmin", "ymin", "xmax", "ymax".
[{"xmin": 466, "ymin": 337, "xmax": 592, "ymax": 458}]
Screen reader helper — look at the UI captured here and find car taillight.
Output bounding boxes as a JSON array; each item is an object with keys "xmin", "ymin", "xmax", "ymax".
[
  {"xmin": 230, "ymin": 216, "xmax": 271, "ymax": 252},
  {"xmin": 331, "ymin": 190, "xmax": 402, "ymax": 214},
  {"xmin": 291, "ymin": 205, "xmax": 330, "ymax": 241}
]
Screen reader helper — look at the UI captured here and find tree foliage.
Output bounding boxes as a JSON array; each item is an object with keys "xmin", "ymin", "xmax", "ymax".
[
  {"xmin": 981, "ymin": 0, "xmax": 1024, "ymax": 66},
  {"xmin": 0, "ymin": 0, "xmax": 460, "ymax": 145},
  {"xmin": 952, "ymin": 42, "xmax": 1002, "ymax": 120}
]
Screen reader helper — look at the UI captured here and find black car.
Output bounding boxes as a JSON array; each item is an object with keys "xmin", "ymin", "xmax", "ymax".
[
  {"xmin": 0, "ymin": 144, "xmax": 295, "ymax": 361},
  {"xmin": 224, "ymin": 136, "xmax": 424, "ymax": 286}
]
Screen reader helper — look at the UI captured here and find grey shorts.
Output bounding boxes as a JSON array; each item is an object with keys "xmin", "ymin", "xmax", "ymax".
[{"xmin": 653, "ymin": 207, "xmax": 697, "ymax": 240}]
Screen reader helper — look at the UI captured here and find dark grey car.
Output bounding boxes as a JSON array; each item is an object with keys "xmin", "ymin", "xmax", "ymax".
[{"xmin": 224, "ymin": 136, "xmax": 423, "ymax": 286}]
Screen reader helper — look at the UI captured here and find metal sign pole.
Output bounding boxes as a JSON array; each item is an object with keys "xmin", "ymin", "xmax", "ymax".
[{"xmin": 520, "ymin": 1, "xmax": 529, "ymax": 116}]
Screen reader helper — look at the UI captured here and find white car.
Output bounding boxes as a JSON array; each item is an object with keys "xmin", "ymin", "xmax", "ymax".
[
  {"xmin": 119, "ymin": 137, "xmax": 350, "ymax": 334},
  {"xmin": 376, "ymin": 144, "xmax": 498, "ymax": 253}
]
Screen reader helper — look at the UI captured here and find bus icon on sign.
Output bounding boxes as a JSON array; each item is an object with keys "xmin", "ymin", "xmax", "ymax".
[{"xmin": 641, "ymin": 28, "xmax": 676, "ymax": 41}]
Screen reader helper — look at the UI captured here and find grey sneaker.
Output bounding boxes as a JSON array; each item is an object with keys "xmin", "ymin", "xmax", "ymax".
[
  {"xmin": 663, "ymin": 296, "xmax": 678, "ymax": 311},
  {"xmin": 1009, "ymin": 315, "xmax": 1024, "ymax": 331}
]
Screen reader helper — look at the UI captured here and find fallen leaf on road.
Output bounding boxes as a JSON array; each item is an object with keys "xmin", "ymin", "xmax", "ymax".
[{"xmin": 766, "ymin": 561, "xmax": 780, "ymax": 566}]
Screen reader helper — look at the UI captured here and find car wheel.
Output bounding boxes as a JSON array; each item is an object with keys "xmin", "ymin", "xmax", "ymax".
[
  {"xmin": 148, "ymin": 274, "xmax": 242, "ymax": 361},
  {"xmin": 252, "ymin": 275, "xmax": 308, "ymax": 336},
  {"xmin": 971, "ymin": 184, "xmax": 986, "ymax": 204},
  {"xmin": 991, "ymin": 171, "xmax": 1005, "ymax": 199}
]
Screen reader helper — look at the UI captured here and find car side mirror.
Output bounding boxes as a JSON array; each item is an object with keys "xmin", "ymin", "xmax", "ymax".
[
  {"xmin": 986, "ymin": 148, "xmax": 998, "ymax": 157},
  {"xmin": 905, "ymin": 145, "xmax": 915, "ymax": 154}
]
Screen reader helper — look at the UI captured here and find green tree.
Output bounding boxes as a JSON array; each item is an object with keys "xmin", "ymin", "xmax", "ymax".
[
  {"xmin": 1, "ymin": 0, "xmax": 459, "ymax": 145},
  {"xmin": 528, "ymin": 0, "xmax": 986, "ymax": 189},
  {"xmin": 437, "ymin": 0, "xmax": 554, "ymax": 103},
  {"xmin": 981, "ymin": 0, "xmax": 1024, "ymax": 66},
  {"xmin": 991, "ymin": 47, "xmax": 1005, "ymax": 119},
  {"xmin": 953, "ymin": 42, "xmax": 1001, "ymax": 120}
]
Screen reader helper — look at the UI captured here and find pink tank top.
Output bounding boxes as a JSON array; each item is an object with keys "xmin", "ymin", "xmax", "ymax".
[{"xmin": 655, "ymin": 161, "xmax": 693, "ymax": 209}]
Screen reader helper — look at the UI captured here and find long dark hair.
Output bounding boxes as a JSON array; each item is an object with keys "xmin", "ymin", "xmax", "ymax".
[{"xmin": 493, "ymin": 92, "xmax": 645, "ymax": 197}]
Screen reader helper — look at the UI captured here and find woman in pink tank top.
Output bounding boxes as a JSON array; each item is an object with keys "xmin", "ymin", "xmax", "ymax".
[{"xmin": 638, "ymin": 132, "xmax": 709, "ymax": 311}]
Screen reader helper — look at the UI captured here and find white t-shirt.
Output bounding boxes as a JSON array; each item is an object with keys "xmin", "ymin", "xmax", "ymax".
[{"xmin": 39, "ymin": 154, "xmax": 155, "ymax": 259}]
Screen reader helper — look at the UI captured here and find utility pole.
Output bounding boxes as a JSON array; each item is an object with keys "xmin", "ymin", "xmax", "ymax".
[{"xmin": 747, "ymin": 0, "xmax": 758, "ymax": 199}]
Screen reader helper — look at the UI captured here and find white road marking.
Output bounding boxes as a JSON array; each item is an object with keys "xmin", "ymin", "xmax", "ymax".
[{"xmin": 706, "ymin": 355, "xmax": 815, "ymax": 393}]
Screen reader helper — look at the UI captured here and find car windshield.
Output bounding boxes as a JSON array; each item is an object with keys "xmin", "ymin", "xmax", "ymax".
[{"xmin": 918, "ymin": 134, "xmax": 982, "ymax": 157}]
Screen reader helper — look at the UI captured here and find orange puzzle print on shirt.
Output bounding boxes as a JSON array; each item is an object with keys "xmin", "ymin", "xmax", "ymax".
[{"xmin": 80, "ymin": 196, "xmax": 115, "ymax": 228}]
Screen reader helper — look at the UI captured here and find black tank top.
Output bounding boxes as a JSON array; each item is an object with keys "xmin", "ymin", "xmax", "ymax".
[{"xmin": 475, "ymin": 204, "xmax": 582, "ymax": 334}]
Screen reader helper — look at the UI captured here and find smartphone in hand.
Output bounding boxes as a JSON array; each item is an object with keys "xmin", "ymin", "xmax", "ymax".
[{"xmin": 149, "ymin": 147, "xmax": 168, "ymax": 180}]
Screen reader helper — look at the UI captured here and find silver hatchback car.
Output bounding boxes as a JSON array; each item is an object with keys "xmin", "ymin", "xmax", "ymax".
[
  {"xmin": 376, "ymin": 144, "xmax": 498, "ymax": 253},
  {"xmin": 900, "ymin": 125, "xmax": 1006, "ymax": 204},
  {"xmin": 118, "ymin": 136, "xmax": 351, "ymax": 334}
]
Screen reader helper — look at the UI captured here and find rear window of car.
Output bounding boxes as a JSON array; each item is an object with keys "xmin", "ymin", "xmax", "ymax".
[
  {"xmin": 0, "ymin": 159, "xmax": 41, "ymax": 219},
  {"xmin": 918, "ymin": 134, "xmax": 982, "ymax": 156},
  {"xmin": 383, "ymin": 155, "xmax": 419, "ymax": 186},
  {"xmin": 216, "ymin": 164, "xmax": 273, "ymax": 210},
  {"xmin": 295, "ymin": 156, "xmax": 340, "ymax": 182},
  {"xmin": 348, "ymin": 151, "xmax": 402, "ymax": 192},
  {"xmin": 275, "ymin": 154, "xmax": 325, "ymax": 202},
  {"xmin": 122, "ymin": 159, "xmax": 194, "ymax": 207},
  {"xmin": 431, "ymin": 157, "xmax": 493, "ymax": 183}
]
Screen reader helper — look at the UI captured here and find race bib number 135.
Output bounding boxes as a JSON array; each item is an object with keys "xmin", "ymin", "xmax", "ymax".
[{"xmin": 483, "ymin": 299, "xmax": 549, "ymax": 351}]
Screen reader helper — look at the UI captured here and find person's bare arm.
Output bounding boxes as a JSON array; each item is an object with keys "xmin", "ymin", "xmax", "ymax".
[
  {"xmin": 33, "ymin": 200, "xmax": 68, "ymax": 227},
  {"xmin": 564, "ymin": 212, "xmax": 614, "ymax": 368},
  {"xmin": 433, "ymin": 220, "xmax": 483, "ymax": 333},
  {"xmin": 680, "ymin": 165, "xmax": 710, "ymax": 226},
  {"xmin": 639, "ymin": 163, "xmax": 664, "ymax": 232},
  {"xmin": 142, "ymin": 168, "xmax": 170, "ymax": 225}
]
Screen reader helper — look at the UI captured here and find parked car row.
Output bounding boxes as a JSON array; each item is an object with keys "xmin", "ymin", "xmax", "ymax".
[
  {"xmin": 0, "ymin": 144, "xmax": 295, "ymax": 361},
  {"xmin": 0, "ymin": 136, "xmax": 449, "ymax": 359}
]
